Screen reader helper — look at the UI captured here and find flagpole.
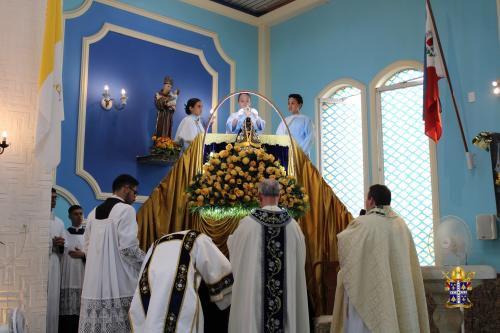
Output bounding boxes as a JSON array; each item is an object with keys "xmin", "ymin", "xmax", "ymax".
[{"xmin": 426, "ymin": 0, "xmax": 471, "ymax": 162}]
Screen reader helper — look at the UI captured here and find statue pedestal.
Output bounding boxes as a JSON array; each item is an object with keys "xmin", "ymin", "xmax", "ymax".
[{"xmin": 136, "ymin": 154, "xmax": 179, "ymax": 166}]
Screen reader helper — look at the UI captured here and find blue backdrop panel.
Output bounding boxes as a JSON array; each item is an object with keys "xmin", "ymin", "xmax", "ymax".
[
  {"xmin": 84, "ymin": 31, "xmax": 212, "ymax": 196},
  {"xmin": 59, "ymin": 0, "xmax": 234, "ymax": 212},
  {"xmin": 203, "ymin": 142, "xmax": 289, "ymax": 172}
]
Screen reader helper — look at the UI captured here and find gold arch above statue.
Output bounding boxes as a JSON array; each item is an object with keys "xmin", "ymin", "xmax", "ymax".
[{"xmin": 205, "ymin": 90, "xmax": 297, "ymax": 174}]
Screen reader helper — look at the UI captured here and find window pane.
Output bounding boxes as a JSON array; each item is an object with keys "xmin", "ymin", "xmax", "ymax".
[
  {"xmin": 321, "ymin": 86, "xmax": 364, "ymax": 215},
  {"xmin": 384, "ymin": 69, "xmax": 422, "ymax": 86},
  {"xmin": 380, "ymin": 70, "xmax": 434, "ymax": 265}
]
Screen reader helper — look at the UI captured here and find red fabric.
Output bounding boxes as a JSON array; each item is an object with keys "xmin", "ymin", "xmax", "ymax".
[{"xmin": 424, "ymin": 65, "xmax": 443, "ymax": 142}]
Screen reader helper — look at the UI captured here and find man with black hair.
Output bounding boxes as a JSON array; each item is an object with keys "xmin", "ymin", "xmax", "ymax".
[
  {"xmin": 60, "ymin": 205, "xmax": 85, "ymax": 333},
  {"xmin": 331, "ymin": 184, "xmax": 429, "ymax": 333},
  {"xmin": 79, "ymin": 174, "xmax": 145, "ymax": 333},
  {"xmin": 276, "ymin": 93, "xmax": 315, "ymax": 156},
  {"xmin": 48, "ymin": 187, "xmax": 65, "ymax": 333}
]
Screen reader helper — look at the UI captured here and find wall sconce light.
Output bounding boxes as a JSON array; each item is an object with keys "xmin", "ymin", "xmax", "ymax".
[
  {"xmin": 492, "ymin": 80, "xmax": 500, "ymax": 95},
  {"xmin": 100, "ymin": 85, "xmax": 128, "ymax": 111},
  {"xmin": 0, "ymin": 131, "xmax": 9, "ymax": 155}
]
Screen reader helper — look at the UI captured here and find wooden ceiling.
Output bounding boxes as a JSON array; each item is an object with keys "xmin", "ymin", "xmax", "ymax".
[{"xmin": 209, "ymin": 0, "xmax": 296, "ymax": 17}]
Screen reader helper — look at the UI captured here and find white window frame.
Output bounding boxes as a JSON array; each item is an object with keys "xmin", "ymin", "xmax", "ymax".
[
  {"xmin": 315, "ymin": 78, "xmax": 370, "ymax": 199},
  {"xmin": 370, "ymin": 61, "xmax": 440, "ymax": 265}
]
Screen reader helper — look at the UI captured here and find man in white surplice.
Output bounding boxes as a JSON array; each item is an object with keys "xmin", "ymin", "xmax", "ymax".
[
  {"xmin": 59, "ymin": 204, "xmax": 86, "ymax": 333},
  {"xmin": 331, "ymin": 184, "xmax": 429, "ymax": 333},
  {"xmin": 129, "ymin": 230, "xmax": 233, "ymax": 332},
  {"xmin": 79, "ymin": 174, "xmax": 145, "ymax": 333},
  {"xmin": 228, "ymin": 179, "xmax": 310, "ymax": 333},
  {"xmin": 48, "ymin": 188, "xmax": 66, "ymax": 333}
]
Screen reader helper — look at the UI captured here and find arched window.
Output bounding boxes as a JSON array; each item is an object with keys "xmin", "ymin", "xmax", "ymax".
[
  {"xmin": 318, "ymin": 81, "xmax": 367, "ymax": 216},
  {"xmin": 373, "ymin": 66, "xmax": 437, "ymax": 265}
]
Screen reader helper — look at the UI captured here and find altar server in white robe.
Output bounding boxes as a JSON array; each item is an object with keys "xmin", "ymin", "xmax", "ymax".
[
  {"xmin": 228, "ymin": 179, "xmax": 309, "ymax": 333},
  {"xmin": 129, "ymin": 230, "xmax": 233, "ymax": 332},
  {"xmin": 174, "ymin": 98, "xmax": 205, "ymax": 150},
  {"xmin": 276, "ymin": 94, "xmax": 314, "ymax": 156},
  {"xmin": 226, "ymin": 92, "xmax": 265, "ymax": 134},
  {"xmin": 331, "ymin": 184, "xmax": 429, "ymax": 333},
  {"xmin": 59, "ymin": 205, "xmax": 86, "ymax": 333},
  {"xmin": 79, "ymin": 174, "xmax": 145, "ymax": 333},
  {"xmin": 48, "ymin": 188, "xmax": 66, "ymax": 333}
]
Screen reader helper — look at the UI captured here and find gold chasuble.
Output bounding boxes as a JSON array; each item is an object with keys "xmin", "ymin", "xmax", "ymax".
[{"xmin": 136, "ymin": 134, "xmax": 352, "ymax": 316}]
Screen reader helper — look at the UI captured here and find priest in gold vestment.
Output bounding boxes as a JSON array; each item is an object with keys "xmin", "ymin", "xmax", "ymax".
[{"xmin": 331, "ymin": 184, "xmax": 429, "ymax": 333}]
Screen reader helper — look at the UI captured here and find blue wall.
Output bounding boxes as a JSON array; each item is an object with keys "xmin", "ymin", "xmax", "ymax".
[
  {"xmin": 64, "ymin": 0, "xmax": 258, "ymax": 92},
  {"xmin": 54, "ymin": 194, "xmax": 72, "ymax": 228},
  {"xmin": 60, "ymin": 0, "xmax": 258, "ymax": 211},
  {"xmin": 84, "ymin": 31, "xmax": 213, "ymax": 197},
  {"xmin": 270, "ymin": 0, "xmax": 500, "ymax": 269},
  {"xmin": 61, "ymin": 0, "xmax": 500, "ymax": 269}
]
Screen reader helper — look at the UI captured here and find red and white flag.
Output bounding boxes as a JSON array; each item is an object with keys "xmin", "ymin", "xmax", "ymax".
[{"xmin": 424, "ymin": 1, "xmax": 446, "ymax": 143}]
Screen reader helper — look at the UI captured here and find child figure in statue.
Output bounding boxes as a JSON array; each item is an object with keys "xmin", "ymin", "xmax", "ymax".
[
  {"xmin": 154, "ymin": 76, "xmax": 179, "ymax": 138},
  {"xmin": 226, "ymin": 93, "xmax": 265, "ymax": 134},
  {"xmin": 235, "ymin": 116, "xmax": 261, "ymax": 149}
]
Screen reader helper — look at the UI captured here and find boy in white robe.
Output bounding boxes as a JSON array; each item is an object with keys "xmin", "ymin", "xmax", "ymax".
[
  {"xmin": 59, "ymin": 204, "xmax": 86, "ymax": 333},
  {"xmin": 226, "ymin": 93, "xmax": 265, "ymax": 134},
  {"xmin": 276, "ymin": 94, "xmax": 314, "ymax": 156},
  {"xmin": 331, "ymin": 184, "xmax": 429, "ymax": 333},
  {"xmin": 175, "ymin": 98, "xmax": 206, "ymax": 150},
  {"xmin": 129, "ymin": 230, "xmax": 233, "ymax": 332},
  {"xmin": 79, "ymin": 174, "xmax": 145, "ymax": 333},
  {"xmin": 228, "ymin": 179, "xmax": 310, "ymax": 333},
  {"xmin": 47, "ymin": 188, "xmax": 65, "ymax": 333}
]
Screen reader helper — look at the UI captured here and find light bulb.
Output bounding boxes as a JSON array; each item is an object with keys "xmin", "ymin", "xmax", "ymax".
[
  {"xmin": 494, "ymin": 87, "xmax": 500, "ymax": 95},
  {"xmin": 121, "ymin": 89, "xmax": 126, "ymax": 96},
  {"xmin": 104, "ymin": 85, "xmax": 109, "ymax": 92},
  {"xmin": 492, "ymin": 81, "xmax": 498, "ymax": 87},
  {"xmin": 1, "ymin": 131, "xmax": 6, "ymax": 140}
]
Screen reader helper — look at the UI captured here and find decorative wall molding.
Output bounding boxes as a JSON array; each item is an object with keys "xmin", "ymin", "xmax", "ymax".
[
  {"xmin": 76, "ymin": 23, "xmax": 219, "ymax": 203},
  {"xmin": 64, "ymin": 0, "xmax": 236, "ymax": 112},
  {"xmin": 53, "ymin": 185, "xmax": 80, "ymax": 205},
  {"xmin": 182, "ymin": 0, "xmax": 327, "ymax": 27},
  {"xmin": 315, "ymin": 78, "xmax": 369, "ymax": 196}
]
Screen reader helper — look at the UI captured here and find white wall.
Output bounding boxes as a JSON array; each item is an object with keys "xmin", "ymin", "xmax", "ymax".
[{"xmin": 0, "ymin": 1, "xmax": 52, "ymax": 331}]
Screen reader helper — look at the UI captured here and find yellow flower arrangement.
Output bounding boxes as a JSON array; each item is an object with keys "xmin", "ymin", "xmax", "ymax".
[
  {"xmin": 151, "ymin": 136, "xmax": 181, "ymax": 156},
  {"xmin": 186, "ymin": 145, "xmax": 309, "ymax": 219}
]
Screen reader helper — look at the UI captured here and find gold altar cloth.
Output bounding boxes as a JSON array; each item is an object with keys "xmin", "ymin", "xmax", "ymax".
[{"xmin": 137, "ymin": 134, "xmax": 352, "ymax": 315}]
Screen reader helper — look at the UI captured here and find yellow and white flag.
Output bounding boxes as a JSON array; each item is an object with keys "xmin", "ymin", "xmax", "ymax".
[{"xmin": 35, "ymin": 0, "xmax": 64, "ymax": 171}]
